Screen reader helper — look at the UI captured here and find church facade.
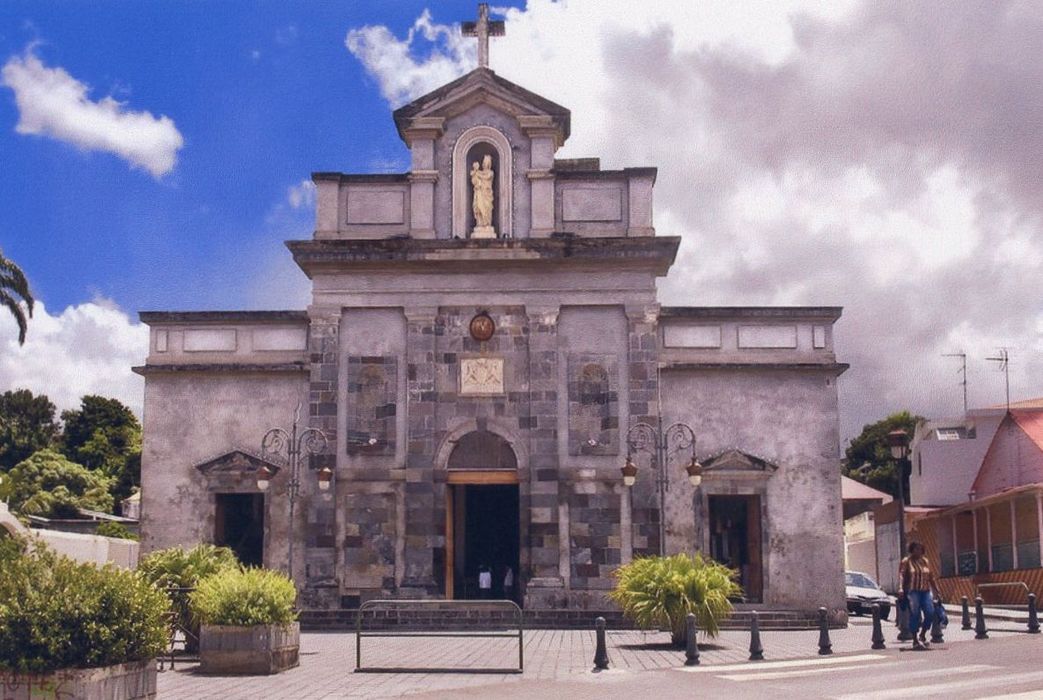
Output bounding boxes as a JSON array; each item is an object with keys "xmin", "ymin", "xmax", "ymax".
[{"xmin": 136, "ymin": 21, "xmax": 847, "ymax": 614}]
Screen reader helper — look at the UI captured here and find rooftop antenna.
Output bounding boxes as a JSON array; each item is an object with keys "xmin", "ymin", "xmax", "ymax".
[
  {"xmin": 943, "ymin": 351, "xmax": 968, "ymax": 414},
  {"xmin": 985, "ymin": 348, "xmax": 1011, "ymax": 412}
]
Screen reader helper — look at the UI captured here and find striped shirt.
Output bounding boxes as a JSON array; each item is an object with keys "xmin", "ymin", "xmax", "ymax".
[{"xmin": 900, "ymin": 556, "xmax": 933, "ymax": 592}]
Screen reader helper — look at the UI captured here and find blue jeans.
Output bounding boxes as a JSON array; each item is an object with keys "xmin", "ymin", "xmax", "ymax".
[{"xmin": 906, "ymin": 590, "xmax": 935, "ymax": 635}]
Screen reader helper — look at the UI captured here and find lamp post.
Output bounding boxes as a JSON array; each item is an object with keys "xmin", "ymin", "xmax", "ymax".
[
  {"xmin": 887, "ymin": 429, "xmax": 910, "ymax": 563},
  {"xmin": 258, "ymin": 403, "xmax": 330, "ymax": 582},
  {"xmin": 622, "ymin": 421, "xmax": 703, "ymax": 556}
]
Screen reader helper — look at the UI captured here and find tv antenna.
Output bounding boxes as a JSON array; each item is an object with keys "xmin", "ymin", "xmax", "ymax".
[
  {"xmin": 985, "ymin": 348, "xmax": 1011, "ymax": 411},
  {"xmin": 943, "ymin": 351, "xmax": 968, "ymax": 414}
]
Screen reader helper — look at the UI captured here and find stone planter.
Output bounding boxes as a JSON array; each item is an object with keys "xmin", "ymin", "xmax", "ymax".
[
  {"xmin": 0, "ymin": 659, "xmax": 157, "ymax": 700},
  {"xmin": 199, "ymin": 621, "xmax": 300, "ymax": 675}
]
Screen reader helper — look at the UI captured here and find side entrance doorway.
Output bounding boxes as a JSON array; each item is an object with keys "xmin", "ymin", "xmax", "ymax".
[
  {"xmin": 214, "ymin": 493, "xmax": 264, "ymax": 567},
  {"xmin": 446, "ymin": 476, "xmax": 520, "ymax": 603},
  {"xmin": 708, "ymin": 494, "xmax": 764, "ymax": 602}
]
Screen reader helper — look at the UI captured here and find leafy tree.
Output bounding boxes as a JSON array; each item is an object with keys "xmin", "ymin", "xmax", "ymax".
[
  {"xmin": 0, "ymin": 248, "xmax": 33, "ymax": 345},
  {"xmin": 0, "ymin": 389, "xmax": 60, "ymax": 471},
  {"xmin": 59, "ymin": 395, "xmax": 142, "ymax": 502},
  {"xmin": 6, "ymin": 449, "xmax": 113, "ymax": 518},
  {"xmin": 843, "ymin": 410, "xmax": 922, "ymax": 501}
]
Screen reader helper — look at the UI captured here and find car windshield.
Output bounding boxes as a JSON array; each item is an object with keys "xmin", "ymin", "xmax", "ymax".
[{"xmin": 845, "ymin": 572, "xmax": 878, "ymax": 589}]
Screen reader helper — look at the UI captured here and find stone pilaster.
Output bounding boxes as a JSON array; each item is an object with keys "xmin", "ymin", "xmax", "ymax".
[
  {"xmin": 524, "ymin": 305, "xmax": 565, "ymax": 606},
  {"xmin": 303, "ymin": 309, "xmax": 340, "ymax": 608},
  {"xmin": 401, "ymin": 305, "xmax": 440, "ymax": 593},
  {"xmin": 625, "ymin": 303, "xmax": 661, "ymax": 558}
]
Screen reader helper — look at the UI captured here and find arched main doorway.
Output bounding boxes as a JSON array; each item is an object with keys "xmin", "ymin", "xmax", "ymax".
[{"xmin": 445, "ymin": 430, "xmax": 520, "ymax": 602}]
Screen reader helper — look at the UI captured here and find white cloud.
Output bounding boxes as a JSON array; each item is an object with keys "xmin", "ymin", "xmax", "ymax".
[
  {"xmin": 346, "ymin": 2, "xmax": 1043, "ymax": 442},
  {"xmin": 286, "ymin": 179, "xmax": 316, "ymax": 209},
  {"xmin": 0, "ymin": 300, "xmax": 148, "ymax": 417},
  {"xmin": 1, "ymin": 50, "xmax": 184, "ymax": 177}
]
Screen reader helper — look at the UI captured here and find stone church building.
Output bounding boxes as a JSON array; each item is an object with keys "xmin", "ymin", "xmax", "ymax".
[{"xmin": 136, "ymin": 10, "xmax": 847, "ymax": 614}]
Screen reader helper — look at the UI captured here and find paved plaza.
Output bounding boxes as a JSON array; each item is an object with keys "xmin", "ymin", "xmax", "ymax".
[{"xmin": 157, "ymin": 617, "xmax": 1035, "ymax": 699}]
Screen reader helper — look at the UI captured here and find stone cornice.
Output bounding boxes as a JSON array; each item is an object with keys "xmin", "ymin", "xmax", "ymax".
[
  {"xmin": 132, "ymin": 362, "xmax": 308, "ymax": 376},
  {"xmin": 138, "ymin": 310, "xmax": 308, "ymax": 325},
  {"xmin": 660, "ymin": 306, "xmax": 844, "ymax": 322},
  {"xmin": 660, "ymin": 361, "xmax": 850, "ymax": 376},
  {"xmin": 287, "ymin": 236, "xmax": 680, "ymax": 278}
]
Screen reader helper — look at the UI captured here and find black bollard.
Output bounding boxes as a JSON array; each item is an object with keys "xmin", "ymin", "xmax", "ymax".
[
  {"xmin": 897, "ymin": 601, "xmax": 913, "ymax": 641},
  {"xmin": 817, "ymin": 607, "xmax": 833, "ymax": 655},
  {"xmin": 930, "ymin": 598, "xmax": 944, "ymax": 643},
  {"xmin": 974, "ymin": 596, "xmax": 989, "ymax": 640},
  {"xmin": 1028, "ymin": 593, "xmax": 1040, "ymax": 634},
  {"xmin": 685, "ymin": 613, "xmax": 700, "ymax": 666},
  {"xmin": 593, "ymin": 616, "xmax": 610, "ymax": 671},
  {"xmin": 961, "ymin": 596, "xmax": 972, "ymax": 630},
  {"xmin": 871, "ymin": 603, "xmax": 886, "ymax": 650},
  {"xmin": 749, "ymin": 611, "xmax": 764, "ymax": 661}
]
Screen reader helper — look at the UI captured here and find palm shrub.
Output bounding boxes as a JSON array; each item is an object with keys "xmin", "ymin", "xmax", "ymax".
[
  {"xmin": 191, "ymin": 567, "xmax": 297, "ymax": 627},
  {"xmin": 0, "ymin": 539, "xmax": 167, "ymax": 673},
  {"xmin": 138, "ymin": 544, "xmax": 239, "ymax": 651},
  {"xmin": 609, "ymin": 553, "xmax": 742, "ymax": 646}
]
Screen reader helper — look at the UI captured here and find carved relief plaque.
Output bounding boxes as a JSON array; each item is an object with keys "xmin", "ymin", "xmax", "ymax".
[{"xmin": 460, "ymin": 357, "xmax": 504, "ymax": 395}]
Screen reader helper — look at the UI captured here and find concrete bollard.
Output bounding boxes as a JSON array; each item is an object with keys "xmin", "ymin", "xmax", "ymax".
[
  {"xmin": 817, "ymin": 607, "xmax": 833, "ymax": 655},
  {"xmin": 593, "ymin": 616, "xmax": 610, "ymax": 671},
  {"xmin": 930, "ymin": 598, "xmax": 944, "ymax": 643},
  {"xmin": 961, "ymin": 596, "xmax": 972, "ymax": 630},
  {"xmin": 749, "ymin": 611, "xmax": 764, "ymax": 661},
  {"xmin": 871, "ymin": 603, "xmax": 886, "ymax": 650},
  {"xmin": 1028, "ymin": 593, "xmax": 1040, "ymax": 635},
  {"xmin": 685, "ymin": 613, "xmax": 700, "ymax": 666},
  {"xmin": 974, "ymin": 596, "xmax": 989, "ymax": 640}
]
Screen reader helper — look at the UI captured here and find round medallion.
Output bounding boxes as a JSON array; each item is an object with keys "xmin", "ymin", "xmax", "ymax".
[{"xmin": 469, "ymin": 312, "xmax": 495, "ymax": 342}]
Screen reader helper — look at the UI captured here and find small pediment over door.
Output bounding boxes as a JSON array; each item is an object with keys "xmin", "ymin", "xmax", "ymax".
[
  {"xmin": 702, "ymin": 449, "xmax": 779, "ymax": 479},
  {"xmin": 194, "ymin": 449, "xmax": 281, "ymax": 492}
]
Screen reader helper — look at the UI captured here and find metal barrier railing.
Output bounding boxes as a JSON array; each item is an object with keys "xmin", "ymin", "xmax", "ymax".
[
  {"xmin": 158, "ymin": 586, "xmax": 198, "ymax": 672},
  {"xmin": 355, "ymin": 599, "xmax": 523, "ymax": 673},
  {"xmin": 975, "ymin": 581, "xmax": 1029, "ymax": 602}
]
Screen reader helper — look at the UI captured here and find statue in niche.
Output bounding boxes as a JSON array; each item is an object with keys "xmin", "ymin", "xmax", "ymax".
[{"xmin": 470, "ymin": 154, "xmax": 496, "ymax": 238}]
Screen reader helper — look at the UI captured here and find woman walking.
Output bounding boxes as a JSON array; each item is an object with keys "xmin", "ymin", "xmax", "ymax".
[{"xmin": 898, "ymin": 541, "xmax": 941, "ymax": 650}]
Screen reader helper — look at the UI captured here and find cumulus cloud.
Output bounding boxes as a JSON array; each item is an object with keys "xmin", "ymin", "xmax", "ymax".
[
  {"xmin": 1, "ymin": 50, "xmax": 184, "ymax": 177},
  {"xmin": 286, "ymin": 179, "xmax": 316, "ymax": 209},
  {"xmin": 347, "ymin": 1, "xmax": 1043, "ymax": 441},
  {"xmin": 0, "ymin": 300, "xmax": 148, "ymax": 417}
]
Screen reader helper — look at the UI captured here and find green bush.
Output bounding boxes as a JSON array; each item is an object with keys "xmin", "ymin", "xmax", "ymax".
[
  {"xmin": 95, "ymin": 521, "xmax": 138, "ymax": 541},
  {"xmin": 191, "ymin": 568, "xmax": 297, "ymax": 627},
  {"xmin": 609, "ymin": 553, "xmax": 742, "ymax": 645},
  {"xmin": 6, "ymin": 449, "xmax": 113, "ymax": 518},
  {"xmin": 138, "ymin": 544, "xmax": 239, "ymax": 651},
  {"xmin": 0, "ymin": 541, "xmax": 168, "ymax": 672}
]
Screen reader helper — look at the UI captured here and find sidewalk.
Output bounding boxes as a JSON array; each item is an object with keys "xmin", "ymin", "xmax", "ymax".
[{"xmin": 157, "ymin": 617, "xmax": 1033, "ymax": 699}]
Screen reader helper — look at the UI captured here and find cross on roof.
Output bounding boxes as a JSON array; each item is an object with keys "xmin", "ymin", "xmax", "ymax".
[{"xmin": 461, "ymin": 3, "xmax": 505, "ymax": 69}]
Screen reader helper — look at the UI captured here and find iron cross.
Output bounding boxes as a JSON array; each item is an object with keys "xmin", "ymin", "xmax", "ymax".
[{"xmin": 461, "ymin": 3, "xmax": 505, "ymax": 69}]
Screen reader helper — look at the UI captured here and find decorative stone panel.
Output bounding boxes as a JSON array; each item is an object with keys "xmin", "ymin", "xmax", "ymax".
[
  {"xmin": 567, "ymin": 353, "xmax": 619, "ymax": 456},
  {"xmin": 569, "ymin": 481, "xmax": 621, "ymax": 589},
  {"xmin": 342, "ymin": 491, "xmax": 397, "ymax": 592},
  {"xmin": 345, "ymin": 355, "xmax": 397, "ymax": 455}
]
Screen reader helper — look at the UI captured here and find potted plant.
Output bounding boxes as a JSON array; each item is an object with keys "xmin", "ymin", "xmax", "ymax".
[
  {"xmin": 191, "ymin": 567, "xmax": 299, "ymax": 675},
  {"xmin": 609, "ymin": 552, "xmax": 742, "ymax": 646},
  {"xmin": 138, "ymin": 544, "xmax": 238, "ymax": 653},
  {"xmin": 0, "ymin": 537, "xmax": 167, "ymax": 699}
]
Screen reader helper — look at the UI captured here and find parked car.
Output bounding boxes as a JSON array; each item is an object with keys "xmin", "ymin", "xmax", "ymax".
[{"xmin": 845, "ymin": 570, "xmax": 893, "ymax": 619}]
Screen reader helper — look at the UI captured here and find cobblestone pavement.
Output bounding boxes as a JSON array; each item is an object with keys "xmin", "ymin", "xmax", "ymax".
[{"xmin": 157, "ymin": 618, "xmax": 1032, "ymax": 699}]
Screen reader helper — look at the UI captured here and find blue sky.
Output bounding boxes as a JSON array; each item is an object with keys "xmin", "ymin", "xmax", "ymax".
[
  {"xmin": 1, "ymin": 1, "xmax": 1041, "ymax": 439},
  {"xmin": 0, "ymin": 1, "xmax": 523, "ymax": 313}
]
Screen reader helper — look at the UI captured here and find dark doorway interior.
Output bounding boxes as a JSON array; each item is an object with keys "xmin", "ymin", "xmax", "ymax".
[
  {"xmin": 708, "ymin": 495, "xmax": 763, "ymax": 602},
  {"xmin": 214, "ymin": 493, "xmax": 264, "ymax": 567},
  {"xmin": 452, "ymin": 484, "xmax": 520, "ymax": 602}
]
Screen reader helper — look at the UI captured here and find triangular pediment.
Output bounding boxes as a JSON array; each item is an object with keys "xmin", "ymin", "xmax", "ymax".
[
  {"xmin": 194, "ymin": 449, "xmax": 282, "ymax": 476},
  {"xmin": 394, "ymin": 68, "xmax": 570, "ymax": 143},
  {"xmin": 703, "ymin": 449, "xmax": 779, "ymax": 475}
]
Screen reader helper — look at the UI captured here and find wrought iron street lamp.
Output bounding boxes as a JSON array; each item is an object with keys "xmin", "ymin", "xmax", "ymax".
[
  {"xmin": 622, "ymin": 421, "xmax": 702, "ymax": 556},
  {"xmin": 887, "ymin": 428, "xmax": 910, "ymax": 558},
  {"xmin": 260, "ymin": 403, "xmax": 329, "ymax": 582}
]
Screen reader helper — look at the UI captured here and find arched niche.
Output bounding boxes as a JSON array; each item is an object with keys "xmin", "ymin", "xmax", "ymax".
[
  {"xmin": 447, "ymin": 430, "xmax": 518, "ymax": 471},
  {"xmin": 452, "ymin": 126, "xmax": 513, "ymax": 239}
]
